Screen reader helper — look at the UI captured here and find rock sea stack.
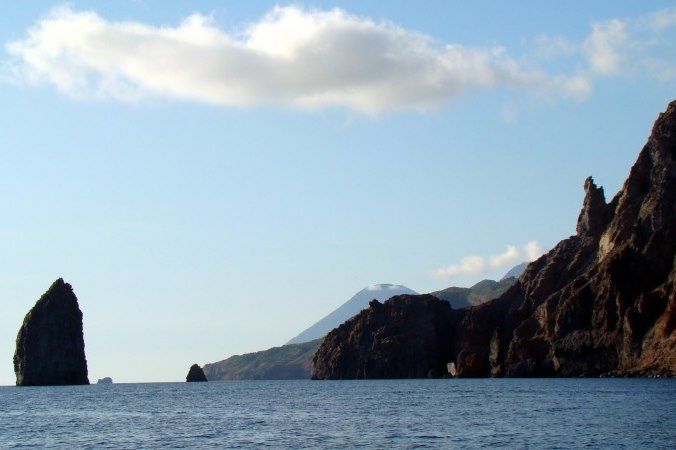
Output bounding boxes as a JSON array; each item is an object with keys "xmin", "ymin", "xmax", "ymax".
[
  {"xmin": 14, "ymin": 278, "xmax": 89, "ymax": 386},
  {"xmin": 313, "ymin": 100, "xmax": 676, "ymax": 379},
  {"xmin": 186, "ymin": 364, "xmax": 208, "ymax": 382}
]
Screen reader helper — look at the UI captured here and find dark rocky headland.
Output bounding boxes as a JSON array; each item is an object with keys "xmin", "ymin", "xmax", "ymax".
[
  {"xmin": 14, "ymin": 278, "xmax": 90, "ymax": 386},
  {"xmin": 313, "ymin": 101, "xmax": 676, "ymax": 379},
  {"xmin": 202, "ymin": 275, "xmax": 520, "ymax": 380},
  {"xmin": 186, "ymin": 364, "xmax": 208, "ymax": 382}
]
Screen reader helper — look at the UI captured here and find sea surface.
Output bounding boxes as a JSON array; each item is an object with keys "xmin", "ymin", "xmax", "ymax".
[{"xmin": 0, "ymin": 379, "xmax": 674, "ymax": 448}]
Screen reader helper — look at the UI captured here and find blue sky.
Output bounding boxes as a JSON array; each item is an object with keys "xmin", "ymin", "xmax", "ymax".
[{"xmin": 1, "ymin": 1, "xmax": 674, "ymax": 384}]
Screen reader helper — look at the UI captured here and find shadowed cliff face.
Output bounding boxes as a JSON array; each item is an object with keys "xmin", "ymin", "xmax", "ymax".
[
  {"xmin": 313, "ymin": 101, "xmax": 676, "ymax": 379},
  {"xmin": 287, "ymin": 284, "xmax": 418, "ymax": 345},
  {"xmin": 312, "ymin": 296, "xmax": 462, "ymax": 379},
  {"xmin": 14, "ymin": 279, "xmax": 89, "ymax": 386},
  {"xmin": 463, "ymin": 100, "xmax": 676, "ymax": 378}
]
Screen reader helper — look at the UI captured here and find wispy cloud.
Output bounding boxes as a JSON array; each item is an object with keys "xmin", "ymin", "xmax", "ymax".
[
  {"xmin": 3, "ymin": 5, "xmax": 674, "ymax": 114},
  {"xmin": 541, "ymin": 7, "xmax": 676, "ymax": 82},
  {"xmin": 432, "ymin": 241, "xmax": 545, "ymax": 280},
  {"xmin": 582, "ymin": 19, "xmax": 629, "ymax": 76},
  {"xmin": 366, "ymin": 284, "xmax": 404, "ymax": 291}
]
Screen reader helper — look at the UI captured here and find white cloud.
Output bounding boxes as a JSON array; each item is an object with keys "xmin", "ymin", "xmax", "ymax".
[
  {"xmin": 581, "ymin": 15, "xmax": 676, "ymax": 82},
  {"xmin": 560, "ymin": 74, "xmax": 593, "ymax": 100},
  {"xmin": 4, "ymin": 5, "xmax": 674, "ymax": 113},
  {"xmin": 3, "ymin": 5, "xmax": 589, "ymax": 114},
  {"xmin": 524, "ymin": 241, "xmax": 545, "ymax": 261},
  {"xmin": 582, "ymin": 19, "xmax": 629, "ymax": 76},
  {"xmin": 489, "ymin": 245, "xmax": 520, "ymax": 268},
  {"xmin": 365, "ymin": 284, "xmax": 405, "ymax": 291},
  {"xmin": 433, "ymin": 241, "xmax": 545, "ymax": 280},
  {"xmin": 531, "ymin": 8, "xmax": 676, "ymax": 89},
  {"xmin": 437, "ymin": 255, "xmax": 487, "ymax": 278}
]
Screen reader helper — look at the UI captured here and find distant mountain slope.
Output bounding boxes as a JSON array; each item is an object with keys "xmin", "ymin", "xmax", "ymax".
[
  {"xmin": 500, "ymin": 262, "xmax": 528, "ymax": 280},
  {"xmin": 286, "ymin": 284, "xmax": 418, "ymax": 344},
  {"xmin": 203, "ymin": 339, "xmax": 322, "ymax": 381},
  {"xmin": 430, "ymin": 278, "xmax": 516, "ymax": 308}
]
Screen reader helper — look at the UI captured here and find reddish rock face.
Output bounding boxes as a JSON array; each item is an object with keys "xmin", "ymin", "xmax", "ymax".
[
  {"xmin": 313, "ymin": 101, "xmax": 676, "ymax": 379},
  {"xmin": 457, "ymin": 100, "xmax": 675, "ymax": 378}
]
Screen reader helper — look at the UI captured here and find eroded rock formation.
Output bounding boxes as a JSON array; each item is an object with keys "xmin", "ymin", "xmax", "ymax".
[
  {"xmin": 313, "ymin": 296, "xmax": 462, "ymax": 379},
  {"xmin": 313, "ymin": 101, "xmax": 676, "ymax": 379},
  {"xmin": 186, "ymin": 364, "xmax": 208, "ymax": 382},
  {"xmin": 14, "ymin": 278, "xmax": 89, "ymax": 386}
]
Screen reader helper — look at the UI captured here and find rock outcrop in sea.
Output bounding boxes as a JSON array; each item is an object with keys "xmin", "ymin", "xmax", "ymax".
[
  {"xmin": 14, "ymin": 278, "xmax": 90, "ymax": 386},
  {"xmin": 287, "ymin": 284, "xmax": 418, "ymax": 345},
  {"xmin": 97, "ymin": 377, "xmax": 113, "ymax": 384},
  {"xmin": 186, "ymin": 364, "xmax": 208, "ymax": 382},
  {"xmin": 313, "ymin": 101, "xmax": 676, "ymax": 379},
  {"xmin": 312, "ymin": 296, "xmax": 462, "ymax": 379}
]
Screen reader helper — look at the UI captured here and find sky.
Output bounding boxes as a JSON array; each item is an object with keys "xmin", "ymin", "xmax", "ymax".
[{"xmin": 1, "ymin": 1, "xmax": 674, "ymax": 385}]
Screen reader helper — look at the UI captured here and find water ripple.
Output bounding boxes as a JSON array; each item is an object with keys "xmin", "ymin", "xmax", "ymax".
[{"xmin": 0, "ymin": 379, "xmax": 674, "ymax": 448}]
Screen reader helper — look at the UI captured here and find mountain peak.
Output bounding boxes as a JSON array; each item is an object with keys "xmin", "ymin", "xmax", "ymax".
[
  {"xmin": 286, "ymin": 284, "xmax": 418, "ymax": 344},
  {"xmin": 500, "ymin": 262, "xmax": 528, "ymax": 281}
]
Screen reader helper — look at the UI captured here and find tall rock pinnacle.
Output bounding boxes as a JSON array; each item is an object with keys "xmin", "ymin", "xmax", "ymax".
[{"xmin": 14, "ymin": 279, "xmax": 89, "ymax": 386}]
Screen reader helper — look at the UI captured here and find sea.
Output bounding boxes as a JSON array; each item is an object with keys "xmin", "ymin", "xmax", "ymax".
[{"xmin": 0, "ymin": 379, "xmax": 674, "ymax": 448}]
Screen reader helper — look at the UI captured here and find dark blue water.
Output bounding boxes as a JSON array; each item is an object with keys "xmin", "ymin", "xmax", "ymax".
[{"xmin": 1, "ymin": 379, "xmax": 674, "ymax": 448}]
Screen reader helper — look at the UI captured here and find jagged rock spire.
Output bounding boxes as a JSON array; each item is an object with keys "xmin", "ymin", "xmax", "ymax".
[{"xmin": 576, "ymin": 176, "xmax": 610, "ymax": 238}]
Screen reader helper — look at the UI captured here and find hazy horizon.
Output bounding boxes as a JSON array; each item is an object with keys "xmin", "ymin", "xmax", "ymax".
[{"xmin": 1, "ymin": 1, "xmax": 675, "ymax": 385}]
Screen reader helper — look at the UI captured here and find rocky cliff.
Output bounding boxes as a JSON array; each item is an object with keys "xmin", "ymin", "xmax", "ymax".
[
  {"xmin": 14, "ymin": 278, "xmax": 90, "ymax": 386},
  {"xmin": 287, "ymin": 284, "xmax": 418, "ymax": 345},
  {"xmin": 186, "ymin": 364, "xmax": 208, "ymax": 382},
  {"xmin": 313, "ymin": 101, "xmax": 676, "ymax": 379},
  {"xmin": 313, "ymin": 296, "xmax": 462, "ymax": 379}
]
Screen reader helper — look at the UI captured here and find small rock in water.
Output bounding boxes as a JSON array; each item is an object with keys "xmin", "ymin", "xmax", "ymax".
[
  {"xmin": 186, "ymin": 364, "xmax": 208, "ymax": 382},
  {"xmin": 97, "ymin": 377, "xmax": 113, "ymax": 384}
]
